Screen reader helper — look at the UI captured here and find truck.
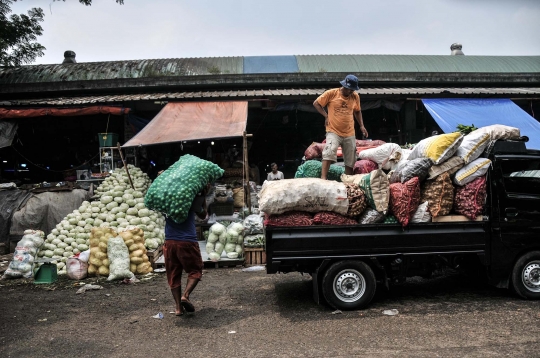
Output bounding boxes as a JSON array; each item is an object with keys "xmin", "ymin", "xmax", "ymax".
[{"xmin": 265, "ymin": 140, "xmax": 540, "ymax": 310}]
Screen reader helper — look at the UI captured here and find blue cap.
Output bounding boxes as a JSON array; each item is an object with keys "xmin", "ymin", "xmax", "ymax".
[{"xmin": 340, "ymin": 74, "xmax": 360, "ymax": 91}]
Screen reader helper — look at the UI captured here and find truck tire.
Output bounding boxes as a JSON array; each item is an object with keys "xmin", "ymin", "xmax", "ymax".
[
  {"xmin": 511, "ymin": 251, "xmax": 540, "ymax": 299},
  {"xmin": 322, "ymin": 260, "xmax": 376, "ymax": 310}
]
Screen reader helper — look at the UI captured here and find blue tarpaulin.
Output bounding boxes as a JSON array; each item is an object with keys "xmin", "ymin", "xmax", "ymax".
[{"xmin": 422, "ymin": 98, "xmax": 540, "ymax": 150}]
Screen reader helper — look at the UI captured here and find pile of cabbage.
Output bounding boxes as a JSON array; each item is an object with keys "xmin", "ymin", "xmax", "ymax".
[
  {"xmin": 205, "ymin": 222, "xmax": 244, "ymax": 261},
  {"xmin": 36, "ymin": 165, "xmax": 165, "ymax": 275}
]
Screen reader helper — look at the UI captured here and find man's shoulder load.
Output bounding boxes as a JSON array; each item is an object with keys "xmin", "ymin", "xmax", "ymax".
[
  {"xmin": 144, "ymin": 154, "xmax": 224, "ymax": 224},
  {"xmin": 263, "ymin": 124, "xmax": 517, "ymax": 228}
]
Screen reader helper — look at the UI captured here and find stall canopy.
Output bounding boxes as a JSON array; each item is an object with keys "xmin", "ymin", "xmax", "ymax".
[
  {"xmin": 423, "ymin": 98, "xmax": 540, "ymax": 150},
  {"xmin": 0, "ymin": 106, "xmax": 130, "ymax": 119},
  {"xmin": 122, "ymin": 101, "xmax": 248, "ymax": 147}
]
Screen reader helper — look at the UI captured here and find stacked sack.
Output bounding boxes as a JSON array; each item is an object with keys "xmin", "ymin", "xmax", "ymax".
[{"xmin": 263, "ymin": 125, "xmax": 519, "ymax": 228}]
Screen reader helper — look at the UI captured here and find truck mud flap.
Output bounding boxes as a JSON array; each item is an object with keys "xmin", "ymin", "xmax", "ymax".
[{"xmin": 312, "ymin": 259, "xmax": 331, "ymax": 305}]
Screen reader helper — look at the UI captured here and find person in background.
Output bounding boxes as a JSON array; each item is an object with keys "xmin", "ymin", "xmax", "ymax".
[
  {"xmin": 163, "ymin": 183, "xmax": 209, "ymax": 316},
  {"xmin": 313, "ymin": 74, "xmax": 368, "ymax": 180},
  {"xmin": 267, "ymin": 163, "xmax": 284, "ymax": 181}
]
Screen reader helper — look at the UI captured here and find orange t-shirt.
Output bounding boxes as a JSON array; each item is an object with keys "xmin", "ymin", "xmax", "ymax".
[{"xmin": 316, "ymin": 88, "xmax": 361, "ymax": 137}]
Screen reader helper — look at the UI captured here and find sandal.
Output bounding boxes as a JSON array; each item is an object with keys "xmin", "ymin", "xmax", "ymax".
[{"xmin": 180, "ymin": 299, "xmax": 195, "ymax": 313}]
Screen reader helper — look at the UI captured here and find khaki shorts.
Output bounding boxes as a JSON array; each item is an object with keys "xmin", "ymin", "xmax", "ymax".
[{"xmin": 322, "ymin": 132, "xmax": 357, "ymax": 168}]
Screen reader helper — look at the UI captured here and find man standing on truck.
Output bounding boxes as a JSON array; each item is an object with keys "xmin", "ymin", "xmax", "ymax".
[{"xmin": 313, "ymin": 74, "xmax": 368, "ymax": 179}]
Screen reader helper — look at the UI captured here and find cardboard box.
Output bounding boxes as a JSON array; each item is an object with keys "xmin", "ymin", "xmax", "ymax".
[{"xmin": 432, "ymin": 215, "xmax": 483, "ymax": 222}]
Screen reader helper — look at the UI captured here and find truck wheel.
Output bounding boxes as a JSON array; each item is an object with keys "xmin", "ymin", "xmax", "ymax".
[
  {"xmin": 512, "ymin": 251, "xmax": 540, "ymax": 299},
  {"xmin": 322, "ymin": 260, "xmax": 376, "ymax": 310}
]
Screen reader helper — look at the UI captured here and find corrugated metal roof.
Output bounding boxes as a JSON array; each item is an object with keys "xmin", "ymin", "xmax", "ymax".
[
  {"xmin": 296, "ymin": 55, "xmax": 540, "ymax": 73},
  {"xmin": 1, "ymin": 87, "xmax": 538, "ymax": 107},
  {"xmin": 1, "ymin": 55, "xmax": 538, "ymax": 85},
  {"xmin": 0, "ymin": 57, "xmax": 243, "ymax": 84},
  {"xmin": 244, "ymin": 56, "xmax": 298, "ymax": 74}
]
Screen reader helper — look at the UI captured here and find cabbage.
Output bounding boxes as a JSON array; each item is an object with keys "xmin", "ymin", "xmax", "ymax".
[
  {"xmin": 224, "ymin": 243, "xmax": 236, "ymax": 253},
  {"xmin": 218, "ymin": 234, "xmax": 227, "ymax": 245},
  {"xmin": 208, "ymin": 252, "xmax": 221, "ymax": 262},
  {"xmin": 226, "ymin": 252, "xmax": 239, "ymax": 259},
  {"xmin": 235, "ymin": 245, "xmax": 243, "ymax": 255},
  {"xmin": 100, "ymin": 196, "xmax": 113, "ymax": 204},
  {"xmin": 205, "ymin": 242, "xmax": 215, "ymax": 253},
  {"xmin": 229, "ymin": 222, "xmax": 244, "ymax": 235},
  {"xmin": 214, "ymin": 242, "xmax": 224, "ymax": 255},
  {"xmin": 210, "ymin": 223, "xmax": 226, "ymax": 236}
]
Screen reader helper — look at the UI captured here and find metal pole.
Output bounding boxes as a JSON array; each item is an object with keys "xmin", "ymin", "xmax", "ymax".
[{"xmin": 117, "ymin": 142, "xmax": 135, "ymax": 190}]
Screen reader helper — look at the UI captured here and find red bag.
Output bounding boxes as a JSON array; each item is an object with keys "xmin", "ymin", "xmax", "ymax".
[
  {"xmin": 454, "ymin": 176, "xmax": 486, "ymax": 220},
  {"xmin": 353, "ymin": 160, "xmax": 378, "ymax": 175},
  {"xmin": 304, "ymin": 143, "xmax": 325, "ymax": 160},
  {"xmin": 389, "ymin": 177, "xmax": 421, "ymax": 227},
  {"xmin": 264, "ymin": 211, "xmax": 313, "ymax": 227},
  {"xmin": 313, "ymin": 212, "xmax": 358, "ymax": 225}
]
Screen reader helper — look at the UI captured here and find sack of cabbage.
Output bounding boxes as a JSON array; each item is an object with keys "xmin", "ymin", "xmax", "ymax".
[
  {"xmin": 205, "ymin": 222, "xmax": 245, "ymax": 261},
  {"xmin": 144, "ymin": 154, "xmax": 224, "ymax": 224},
  {"xmin": 2, "ymin": 230, "xmax": 45, "ymax": 279}
]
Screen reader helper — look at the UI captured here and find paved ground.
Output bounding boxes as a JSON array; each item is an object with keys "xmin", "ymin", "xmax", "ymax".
[{"xmin": 1, "ymin": 268, "xmax": 539, "ymax": 358}]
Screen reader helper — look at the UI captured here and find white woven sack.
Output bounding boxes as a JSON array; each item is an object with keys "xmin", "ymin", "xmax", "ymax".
[
  {"xmin": 411, "ymin": 201, "xmax": 431, "ymax": 223},
  {"xmin": 456, "ymin": 131, "xmax": 491, "ymax": 164},
  {"xmin": 258, "ymin": 178, "xmax": 349, "ymax": 215},
  {"xmin": 358, "ymin": 143, "xmax": 402, "ymax": 170},
  {"xmin": 453, "ymin": 158, "xmax": 491, "ymax": 186},
  {"xmin": 474, "ymin": 124, "xmax": 520, "ymax": 141},
  {"xmin": 408, "ymin": 132, "xmax": 463, "ymax": 165}
]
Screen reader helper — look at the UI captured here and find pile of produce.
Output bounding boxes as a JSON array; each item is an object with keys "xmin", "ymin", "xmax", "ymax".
[
  {"xmin": 36, "ymin": 165, "xmax": 164, "ymax": 275},
  {"xmin": 145, "ymin": 154, "xmax": 224, "ymax": 224},
  {"xmin": 205, "ymin": 222, "xmax": 245, "ymax": 261},
  {"xmin": 243, "ymin": 214, "xmax": 265, "ymax": 248}
]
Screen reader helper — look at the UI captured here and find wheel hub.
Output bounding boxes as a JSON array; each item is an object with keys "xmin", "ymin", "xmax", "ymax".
[
  {"xmin": 522, "ymin": 261, "xmax": 540, "ymax": 292},
  {"xmin": 333, "ymin": 269, "xmax": 366, "ymax": 303}
]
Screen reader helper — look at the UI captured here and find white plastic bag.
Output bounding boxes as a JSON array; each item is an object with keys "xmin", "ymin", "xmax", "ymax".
[
  {"xmin": 243, "ymin": 214, "xmax": 264, "ymax": 234},
  {"xmin": 107, "ymin": 236, "xmax": 134, "ymax": 281},
  {"xmin": 3, "ymin": 230, "xmax": 44, "ymax": 279},
  {"xmin": 67, "ymin": 257, "xmax": 88, "ymax": 280},
  {"xmin": 411, "ymin": 201, "xmax": 432, "ymax": 223}
]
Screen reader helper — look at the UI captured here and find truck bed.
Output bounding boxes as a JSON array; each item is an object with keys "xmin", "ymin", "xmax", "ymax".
[{"xmin": 266, "ymin": 221, "xmax": 488, "ymax": 274}]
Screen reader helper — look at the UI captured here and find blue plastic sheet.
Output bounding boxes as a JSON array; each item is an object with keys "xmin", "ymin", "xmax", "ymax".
[{"xmin": 422, "ymin": 99, "xmax": 540, "ymax": 150}]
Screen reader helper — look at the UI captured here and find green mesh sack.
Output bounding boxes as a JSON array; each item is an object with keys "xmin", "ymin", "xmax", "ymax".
[
  {"xmin": 294, "ymin": 160, "xmax": 344, "ymax": 181},
  {"xmin": 144, "ymin": 154, "xmax": 224, "ymax": 224}
]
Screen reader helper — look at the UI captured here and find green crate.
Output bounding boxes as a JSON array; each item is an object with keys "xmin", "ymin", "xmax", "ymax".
[
  {"xmin": 34, "ymin": 263, "xmax": 58, "ymax": 284},
  {"xmin": 98, "ymin": 133, "xmax": 119, "ymax": 147}
]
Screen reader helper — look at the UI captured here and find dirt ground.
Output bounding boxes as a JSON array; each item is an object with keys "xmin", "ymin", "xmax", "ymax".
[{"xmin": 1, "ymin": 267, "xmax": 539, "ymax": 358}]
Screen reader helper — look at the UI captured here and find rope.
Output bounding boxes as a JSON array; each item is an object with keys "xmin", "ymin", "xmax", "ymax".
[{"xmin": 10, "ymin": 146, "xmax": 100, "ymax": 173}]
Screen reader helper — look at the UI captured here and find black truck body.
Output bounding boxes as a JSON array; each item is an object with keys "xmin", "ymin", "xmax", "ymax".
[{"xmin": 265, "ymin": 141, "xmax": 540, "ymax": 310}]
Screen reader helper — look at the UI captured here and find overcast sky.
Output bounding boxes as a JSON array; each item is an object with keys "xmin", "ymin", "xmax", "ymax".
[{"xmin": 10, "ymin": 0, "xmax": 540, "ymax": 65}]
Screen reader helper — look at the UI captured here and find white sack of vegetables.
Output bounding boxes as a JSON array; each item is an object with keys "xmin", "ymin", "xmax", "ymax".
[
  {"xmin": 144, "ymin": 154, "xmax": 224, "ymax": 224},
  {"xmin": 88, "ymin": 227, "xmax": 117, "ymax": 277},
  {"xmin": 258, "ymin": 178, "xmax": 349, "ymax": 216},
  {"xmin": 117, "ymin": 226, "xmax": 153, "ymax": 274},
  {"xmin": 107, "ymin": 236, "xmax": 135, "ymax": 281},
  {"xmin": 3, "ymin": 230, "xmax": 44, "ymax": 279}
]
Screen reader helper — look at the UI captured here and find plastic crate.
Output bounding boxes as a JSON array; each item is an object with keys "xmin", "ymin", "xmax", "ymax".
[
  {"xmin": 98, "ymin": 133, "xmax": 119, "ymax": 147},
  {"xmin": 211, "ymin": 202, "xmax": 234, "ymax": 216}
]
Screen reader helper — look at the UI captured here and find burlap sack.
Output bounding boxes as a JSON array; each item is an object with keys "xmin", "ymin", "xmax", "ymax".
[
  {"xmin": 454, "ymin": 158, "xmax": 491, "ymax": 186},
  {"xmin": 233, "ymin": 187, "xmax": 244, "ymax": 208},
  {"xmin": 341, "ymin": 169, "xmax": 389, "ymax": 213},
  {"xmin": 421, "ymin": 172, "xmax": 454, "ymax": 217},
  {"xmin": 258, "ymin": 178, "xmax": 348, "ymax": 215},
  {"xmin": 456, "ymin": 131, "xmax": 491, "ymax": 164},
  {"xmin": 408, "ymin": 132, "xmax": 463, "ymax": 165}
]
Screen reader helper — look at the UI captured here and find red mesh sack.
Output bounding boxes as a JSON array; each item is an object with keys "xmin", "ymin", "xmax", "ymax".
[
  {"xmin": 353, "ymin": 160, "xmax": 378, "ymax": 175},
  {"xmin": 313, "ymin": 212, "xmax": 358, "ymax": 226},
  {"xmin": 356, "ymin": 139, "xmax": 386, "ymax": 147},
  {"xmin": 304, "ymin": 142, "xmax": 325, "ymax": 160},
  {"xmin": 454, "ymin": 176, "xmax": 487, "ymax": 220},
  {"xmin": 264, "ymin": 211, "xmax": 313, "ymax": 227},
  {"xmin": 389, "ymin": 177, "xmax": 421, "ymax": 227}
]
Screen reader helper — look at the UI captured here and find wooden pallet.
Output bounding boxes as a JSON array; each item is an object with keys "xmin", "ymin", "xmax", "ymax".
[
  {"xmin": 147, "ymin": 245, "xmax": 163, "ymax": 269},
  {"xmin": 244, "ymin": 248, "xmax": 266, "ymax": 266},
  {"xmin": 203, "ymin": 258, "xmax": 244, "ymax": 269}
]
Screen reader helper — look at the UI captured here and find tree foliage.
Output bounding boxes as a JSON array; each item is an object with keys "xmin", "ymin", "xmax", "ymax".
[{"xmin": 0, "ymin": 0, "xmax": 124, "ymax": 67}]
